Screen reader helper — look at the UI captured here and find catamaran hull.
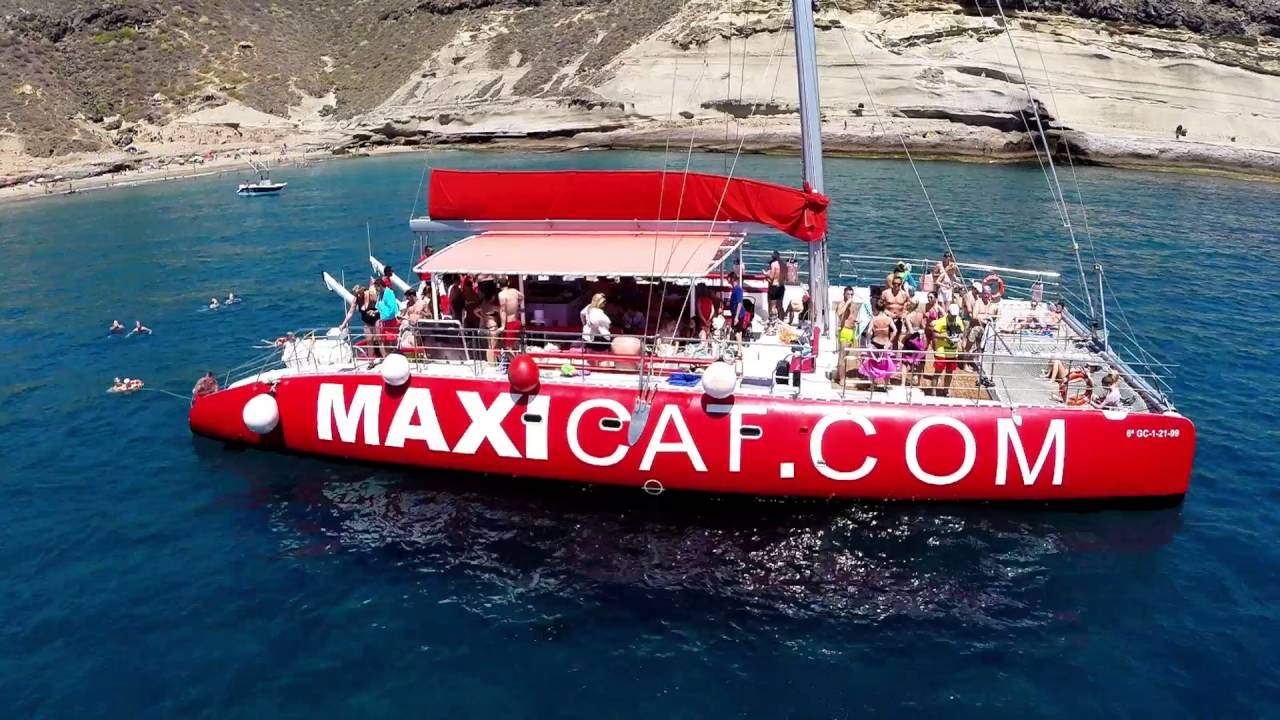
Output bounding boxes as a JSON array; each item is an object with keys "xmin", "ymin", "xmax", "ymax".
[{"xmin": 190, "ymin": 374, "xmax": 1194, "ymax": 502}]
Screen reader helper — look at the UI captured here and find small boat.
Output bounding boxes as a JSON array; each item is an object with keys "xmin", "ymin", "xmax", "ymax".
[
  {"xmin": 236, "ymin": 178, "xmax": 287, "ymax": 196},
  {"xmin": 237, "ymin": 160, "xmax": 286, "ymax": 196}
]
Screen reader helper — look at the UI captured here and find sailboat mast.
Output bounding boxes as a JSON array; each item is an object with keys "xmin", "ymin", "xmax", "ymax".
[{"xmin": 790, "ymin": 0, "xmax": 830, "ymax": 330}]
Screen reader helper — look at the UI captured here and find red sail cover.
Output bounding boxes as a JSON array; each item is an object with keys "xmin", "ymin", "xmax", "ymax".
[{"xmin": 427, "ymin": 169, "xmax": 829, "ymax": 241}]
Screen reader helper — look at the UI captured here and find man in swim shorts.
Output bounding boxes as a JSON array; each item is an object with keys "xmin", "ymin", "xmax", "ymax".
[
  {"xmin": 766, "ymin": 251, "xmax": 784, "ymax": 323},
  {"xmin": 498, "ymin": 275, "xmax": 524, "ymax": 351},
  {"xmin": 879, "ymin": 275, "xmax": 911, "ymax": 346},
  {"xmin": 834, "ymin": 286, "xmax": 859, "ymax": 384},
  {"xmin": 963, "ymin": 287, "xmax": 993, "ymax": 368}
]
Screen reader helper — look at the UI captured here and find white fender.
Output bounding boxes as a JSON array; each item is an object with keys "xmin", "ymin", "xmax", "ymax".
[
  {"xmin": 242, "ymin": 394, "xmax": 280, "ymax": 434},
  {"xmin": 380, "ymin": 353, "xmax": 411, "ymax": 386},
  {"xmin": 701, "ymin": 361, "xmax": 737, "ymax": 399}
]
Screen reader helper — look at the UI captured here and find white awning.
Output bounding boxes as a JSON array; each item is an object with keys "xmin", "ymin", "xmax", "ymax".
[{"xmin": 413, "ymin": 231, "xmax": 744, "ymax": 279}]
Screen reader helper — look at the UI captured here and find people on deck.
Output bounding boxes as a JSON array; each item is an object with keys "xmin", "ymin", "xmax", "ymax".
[
  {"xmin": 461, "ymin": 276, "xmax": 481, "ymax": 330},
  {"xmin": 1010, "ymin": 299, "xmax": 1063, "ymax": 333},
  {"xmin": 416, "ymin": 245, "xmax": 434, "ymax": 282},
  {"xmin": 339, "ymin": 284, "xmax": 375, "ymax": 342},
  {"xmin": 696, "ymin": 289, "xmax": 716, "ymax": 340},
  {"xmin": 402, "ymin": 288, "xmax": 423, "ymax": 323},
  {"xmin": 922, "ymin": 291, "xmax": 942, "ymax": 324},
  {"xmin": 879, "ymin": 275, "xmax": 911, "ymax": 343},
  {"xmin": 622, "ymin": 307, "xmax": 646, "ymax": 335},
  {"xmin": 498, "ymin": 276, "xmax": 524, "ymax": 351},
  {"xmin": 784, "ymin": 298, "xmax": 807, "ymax": 327},
  {"xmin": 963, "ymin": 286, "xmax": 994, "ymax": 368},
  {"xmin": 933, "ymin": 251, "xmax": 959, "ymax": 302},
  {"xmin": 865, "ymin": 299, "xmax": 897, "ymax": 351},
  {"xmin": 735, "ymin": 297, "xmax": 756, "ymax": 341},
  {"xmin": 727, "ymin": 272, "xmax": 745, "ymax": 338},
  {"xmin": 766, "ymin": 251, "xmax": 784, "ymax": 323},
  {"xmin": 655, "ymin": 317, "xmax": 680, "ymax": 356},
  {"xmin": 374, "ymin": 278, "xmax": 399, "ymax": 358},
  {"xmin": 930, "ymin": 304, "xmax": 967, "ymax": 396},
  {"xmin": 109, "ymin": 320, "xmax": 125, "ymax": 334},
  {"xmin": 960, "ymin": 281, "xmax": 980, "ymax": 318},
  {"xmin": 885, "ymin": 261, "xmax": 915, "ymax": 293},
  {"xmin": 1094, "ymin": 371, "xmax": 1123, "ymax": 408},
  {"xmin": 1044, "ymin": 358, "xmax": 1072, "ymax": 383},
  {"xmin": 443, "ymin": 275, "xmax": 464, "ymax": 325},
  {"xmin": 833, "ymin": 287, "xmax": 858, "ymax": 384},
  {"xmin": 859, "ymin": 300, "xmax": 899, "ymax": 389},
  {"xmin": 474, "ymin": 283, "xmax": 502, "ymax": 363},
  {"xmin": 901, "ymin": 300, "xmax": 928, "ymax": 384},
  {"xmin": 581, "ymin": 292, "xmax": 612, "ymax": 354}
]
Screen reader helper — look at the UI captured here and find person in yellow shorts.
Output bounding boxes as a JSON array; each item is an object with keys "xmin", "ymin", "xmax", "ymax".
[
  {"xmin": 930, "ymin": 304, "xmax": 967, "ymax": 396},
  {"xmin": 835, "ymin": 286, "xmax": 858, "ymax": 383}
]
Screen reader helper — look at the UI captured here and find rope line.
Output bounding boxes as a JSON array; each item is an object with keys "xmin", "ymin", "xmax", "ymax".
[{"xmin": 990, "ymin": 0, "xmax": 1095, "ymax": 321}]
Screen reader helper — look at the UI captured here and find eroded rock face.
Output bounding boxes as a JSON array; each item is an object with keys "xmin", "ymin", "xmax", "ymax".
[
  {"xmin": 1, "ymin": 0, "xmax": 1278, "ymax": 174},
  {"xmin": 987, "ymin": 0, "xmax": 1280, "ymax": 37}
]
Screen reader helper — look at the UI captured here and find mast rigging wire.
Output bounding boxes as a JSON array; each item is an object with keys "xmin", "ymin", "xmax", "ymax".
[
  {"xmin": 835, "ymin": 25, "xmax": 963, "ymax": 282},
  {"xmin": 990, "ymin": 0, "xmax": 1096, "ymax": 321}
]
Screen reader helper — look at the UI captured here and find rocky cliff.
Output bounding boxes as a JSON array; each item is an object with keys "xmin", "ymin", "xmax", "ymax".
[{"xmin": 2, "ymin": 0, "xmax": 1279, "ymax": 177}]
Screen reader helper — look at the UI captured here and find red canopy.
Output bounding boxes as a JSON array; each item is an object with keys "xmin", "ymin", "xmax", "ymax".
[{"xmin": 426, "ymin": 169, "xmax": 829, "ymax": 241}]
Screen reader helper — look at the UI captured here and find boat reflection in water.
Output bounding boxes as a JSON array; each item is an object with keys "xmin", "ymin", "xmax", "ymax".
[{"xmin": 202, "ymin": 444, "xmax": 1182, "ymax": 627}]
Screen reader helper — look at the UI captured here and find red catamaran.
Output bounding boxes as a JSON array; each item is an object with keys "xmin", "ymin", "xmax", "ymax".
[{"xmin": 190, "ymin": 0, "xmax": 1194, "ymax": 504}]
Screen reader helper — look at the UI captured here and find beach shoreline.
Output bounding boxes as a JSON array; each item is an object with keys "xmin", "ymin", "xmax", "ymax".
[{"xmin": 3, "ymin": 125, "xmax": 1277, "ymax": 208}]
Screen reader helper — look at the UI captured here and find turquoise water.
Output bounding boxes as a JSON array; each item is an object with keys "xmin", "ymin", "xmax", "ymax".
[{"xmin": 2, "ymin": 151, "xmax": 1278, "ymax": 717}]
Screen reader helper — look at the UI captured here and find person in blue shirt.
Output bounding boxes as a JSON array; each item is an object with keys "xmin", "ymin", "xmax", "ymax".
[
  {"xmin": 728, "ymin": 272, "xmax": 744, "ymax": 323},
  {"xmin": 374, "ymin": 277, "xmax": 400, "ymax": 357}
]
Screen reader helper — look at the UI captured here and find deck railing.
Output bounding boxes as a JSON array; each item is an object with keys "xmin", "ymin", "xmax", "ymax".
[{"xmin": 222, "ymin": 317, "xmax": 1174, "ymax": 412}]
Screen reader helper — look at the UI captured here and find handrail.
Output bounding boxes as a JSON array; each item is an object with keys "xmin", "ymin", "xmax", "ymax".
[{"xmin": 217, "ymin": 316, "xmax": 1174, "ymax": 415}]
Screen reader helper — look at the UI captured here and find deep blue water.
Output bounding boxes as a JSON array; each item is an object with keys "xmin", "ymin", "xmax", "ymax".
[{"xmin": 2, "ymin": 151, "xmax": 1278, "ymax": 718}]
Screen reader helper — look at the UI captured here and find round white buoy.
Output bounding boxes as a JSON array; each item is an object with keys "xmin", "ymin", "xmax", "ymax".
[
  {"xmin": 701, "ymin": 361, "xmax": 737, "ymax": 399},
  {"xmin": 380, "ymin": 353, "xmax": 411, "ymax": 386},
  {"xmin": 242, "ymin": 394, "xmax": 279, "ymax": 434}
]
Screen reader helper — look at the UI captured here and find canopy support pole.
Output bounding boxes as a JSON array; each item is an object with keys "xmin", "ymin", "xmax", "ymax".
[{"xmin": 792, "ymin": 0, "xmax": 829, "ymax": 330}]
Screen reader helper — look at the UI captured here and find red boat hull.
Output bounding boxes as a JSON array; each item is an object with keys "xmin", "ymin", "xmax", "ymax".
[{"xmin": 190, "ymin": 374, "xmax": 1194, "ymax": 502}]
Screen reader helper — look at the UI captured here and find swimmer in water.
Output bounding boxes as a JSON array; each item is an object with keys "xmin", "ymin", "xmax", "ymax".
[
  {"xmin": 226, "ymin": 292, "xmax": 238, "ymax": 304},
  {"xmin": 110, "ymin": 377, "xmax": 144, "ymax": 393},
  {"xmin": 109, "ymin": 320, "xmax": 125, "ymax": 334},
  {"xmin": 132, "ymin": 320, "xmax": 152, "ymax": 336},
  {"xmin": 209, "ymin": 297, "xmax": 220, "ymax": 310}
]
